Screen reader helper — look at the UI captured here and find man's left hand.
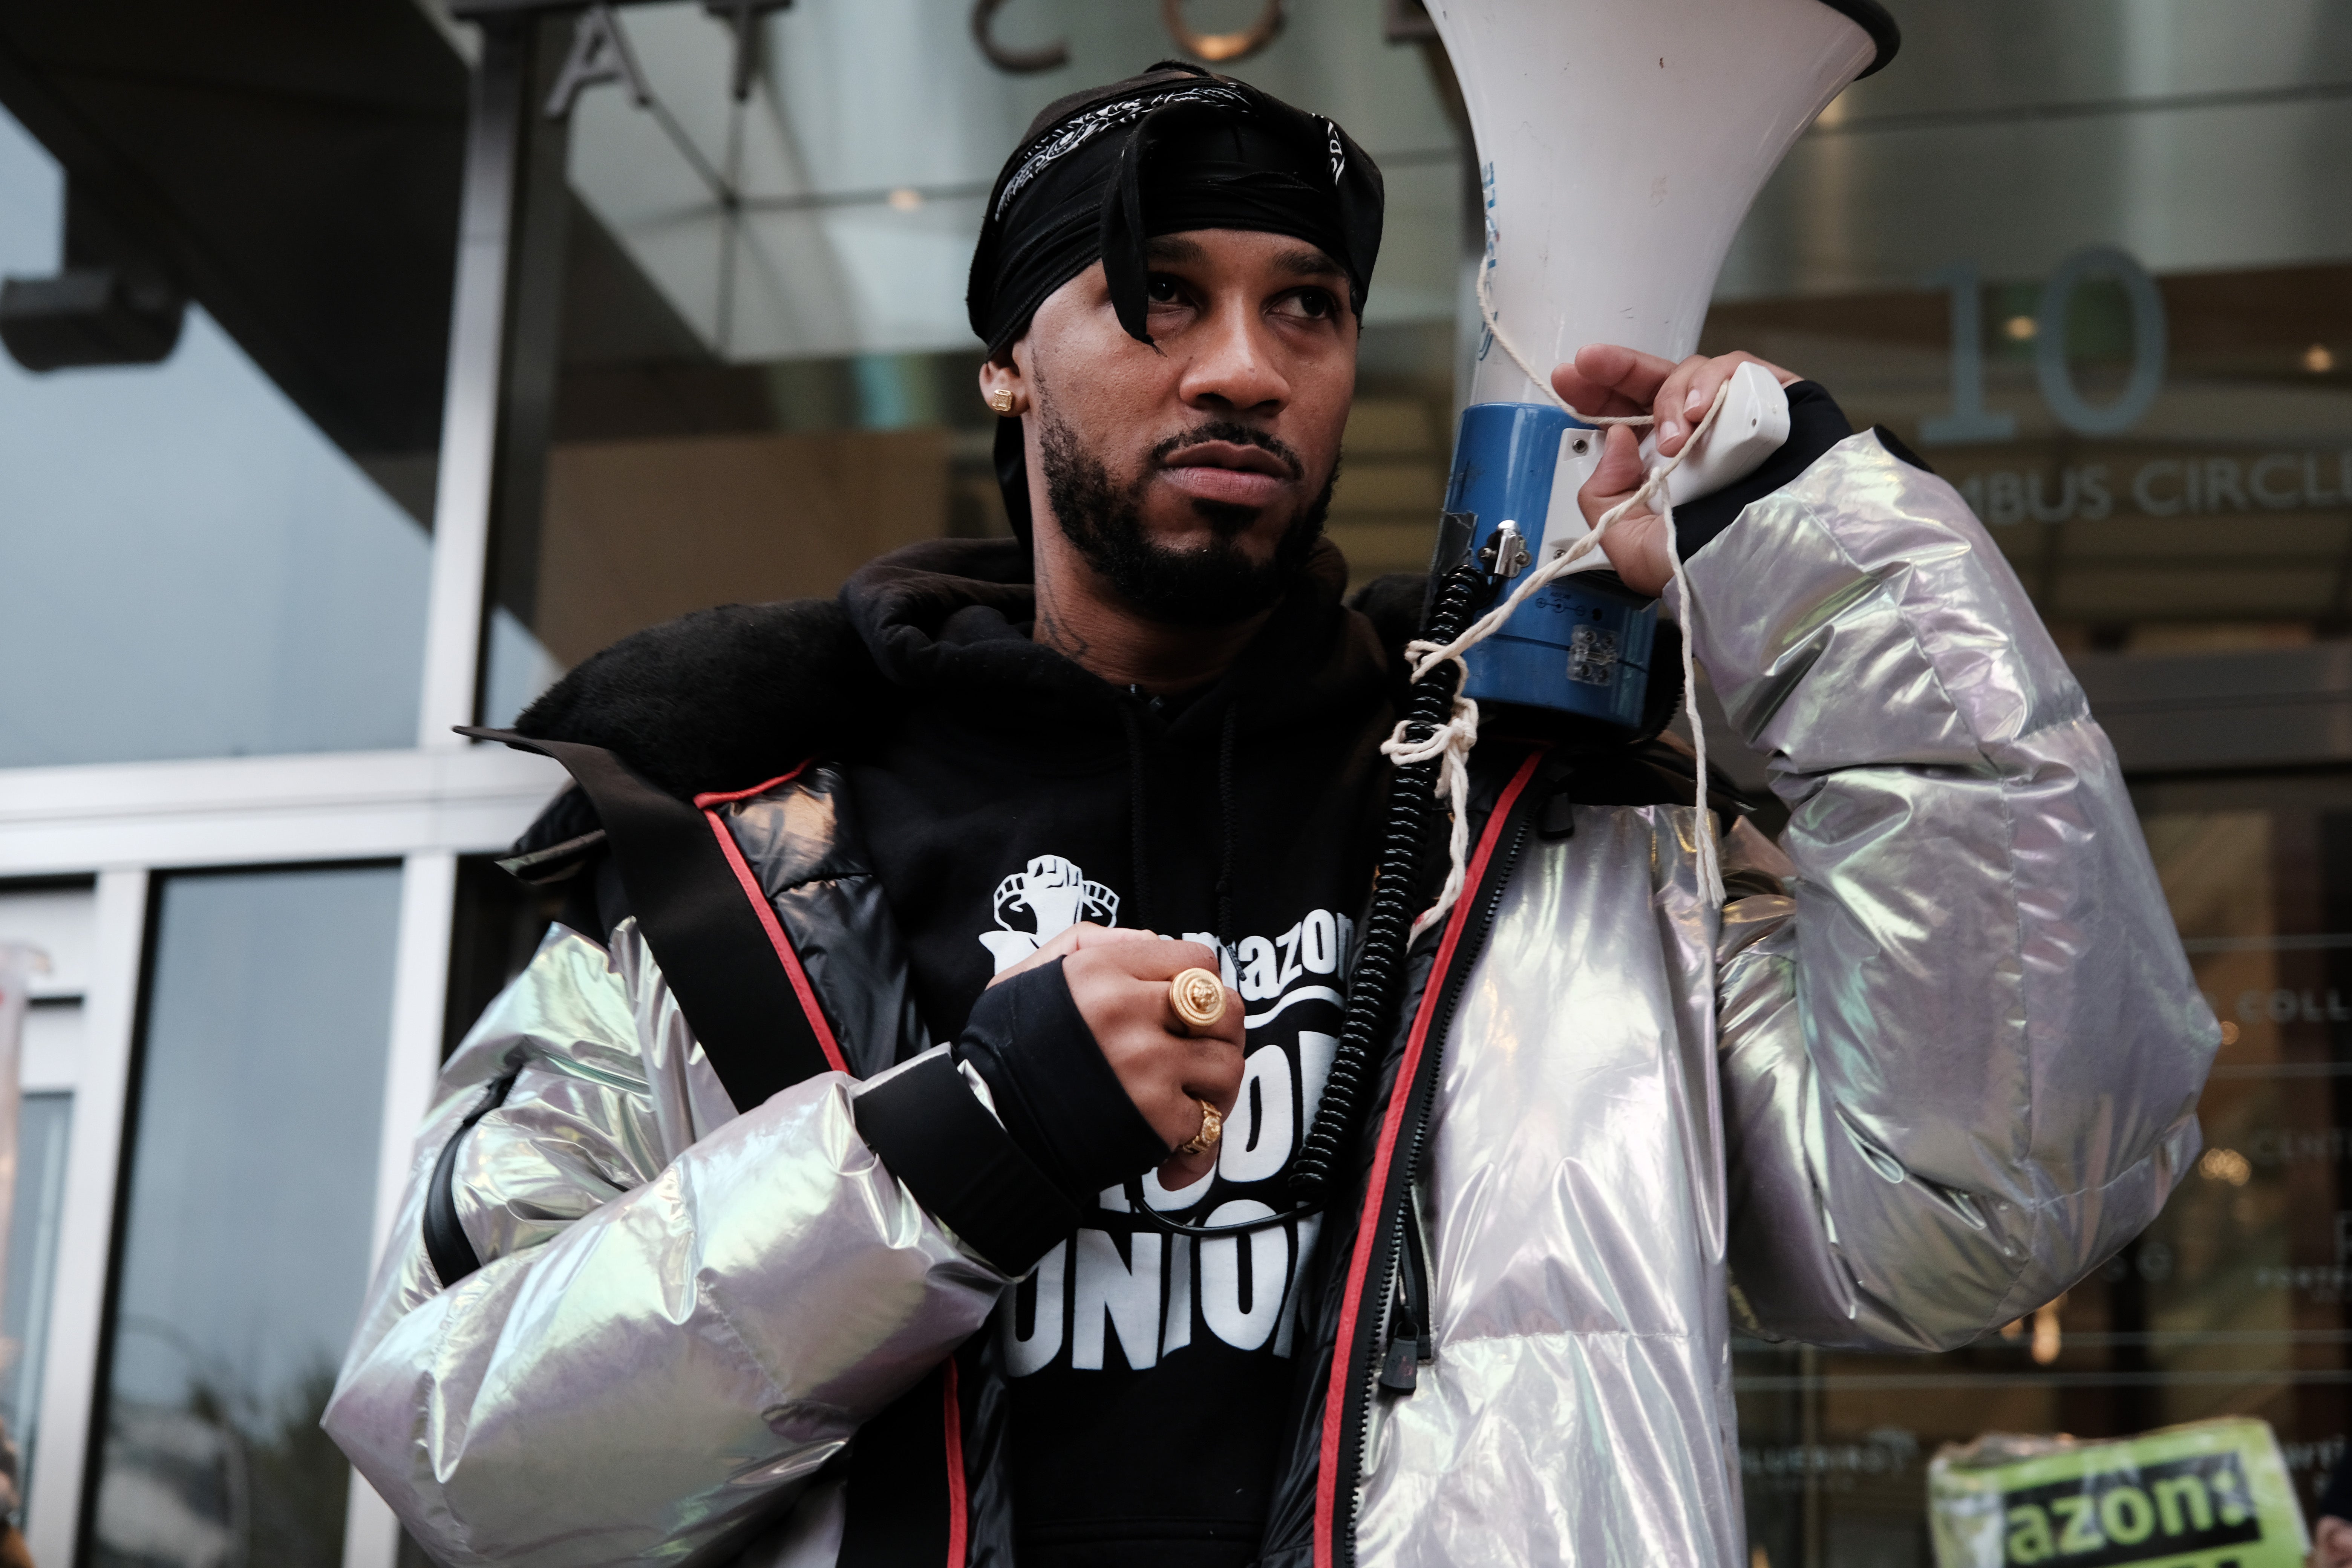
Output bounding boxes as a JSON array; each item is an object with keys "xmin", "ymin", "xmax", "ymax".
[{"xmin": 1551, "ymin": 345, "xmax": 1800, "ymax": 596}]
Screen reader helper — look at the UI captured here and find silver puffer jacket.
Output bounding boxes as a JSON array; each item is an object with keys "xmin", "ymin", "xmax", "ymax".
[{"xmin": 326, "ymin": 432, "xmax": 2217, "ymax": 1567}]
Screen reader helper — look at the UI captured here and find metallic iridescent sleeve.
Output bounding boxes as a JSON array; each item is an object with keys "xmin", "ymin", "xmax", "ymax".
[
  {"xmin": 1689, "ymin": 432, "xmax": 2219, "ymax": 1351},
  {"xmin": 323, "ymin": 921, "xmax": 1007, "ymax": 1566}
]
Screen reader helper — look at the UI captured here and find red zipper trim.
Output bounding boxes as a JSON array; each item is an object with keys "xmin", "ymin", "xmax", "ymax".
[
  {"xmin": 943, "ymin": 1358, "xmax": 969, "ymax": 1567},
  {"xmin": 692, "ymin": 764, "xmax": 810, "ymax": 809},
  {"xmin": 698, "ymin": 788, "xmax": 850, "ymax": 1077},
  {"xmin": 1311, "ymin": 750, "xmax": 1542, "ymax": 1568}
]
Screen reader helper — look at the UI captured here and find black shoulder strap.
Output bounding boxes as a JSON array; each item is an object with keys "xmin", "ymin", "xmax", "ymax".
[
  {"xmin": 466, "ymin": 728, "xmax": 836, "ymax": 1112},
  {"xmin": 422, "ymin": 1067, "xmax": 521, "ymax": 1286}
]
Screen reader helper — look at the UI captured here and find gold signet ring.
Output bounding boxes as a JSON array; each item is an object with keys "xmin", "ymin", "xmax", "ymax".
[
  {"xmin": 1168, "ymin": 967, "xmax": 1228, "ymax": 1031},
  {"xmin": 1177, "ymin": 1097, "xmax": 1224, "ymax": 1156}
]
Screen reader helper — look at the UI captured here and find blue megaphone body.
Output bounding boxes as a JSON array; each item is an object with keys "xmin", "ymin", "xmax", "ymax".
[{"xmin": 1435, "ymin": 401, "xmax": 1659, "ymax": 731}]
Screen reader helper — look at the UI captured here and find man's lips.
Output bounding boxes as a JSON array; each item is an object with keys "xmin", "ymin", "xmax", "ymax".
[{"xmin": 1158, "ymin": 441, "xmax": 1297, "ymax": 507}]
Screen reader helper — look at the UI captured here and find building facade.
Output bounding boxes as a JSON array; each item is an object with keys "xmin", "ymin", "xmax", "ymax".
[{"xmin": 0, "ymin": 2, "xmax": 2344, "ymax": 1564}]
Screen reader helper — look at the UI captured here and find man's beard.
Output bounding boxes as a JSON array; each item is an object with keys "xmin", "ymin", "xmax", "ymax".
[{"xmin": 1038, "ymin": 411, "xmax": 1334, "ymax": 628}]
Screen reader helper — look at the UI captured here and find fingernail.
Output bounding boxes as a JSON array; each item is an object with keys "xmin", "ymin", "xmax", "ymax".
[
  {"xmin": 1659, "ymin": 419, "xmax": 1682, "ymax": 444},
  {"xmin": 1685, "ymin": 390, "xmax": 1709, "ymax": 418}
]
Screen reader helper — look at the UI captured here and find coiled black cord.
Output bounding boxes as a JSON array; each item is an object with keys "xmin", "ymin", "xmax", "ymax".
[{"xmin": 1290, "ymin": 562, "xmax": 1485, "ymax": 1200}]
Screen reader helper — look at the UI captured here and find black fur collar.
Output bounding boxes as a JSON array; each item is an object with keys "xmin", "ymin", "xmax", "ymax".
[
  {"xmin": 510, "ymin": 596, "xmax": 888, "ymax": 803},
  {"xmin": 506, "ymin": 540, "xmax": 1427, "ymax": 805}
]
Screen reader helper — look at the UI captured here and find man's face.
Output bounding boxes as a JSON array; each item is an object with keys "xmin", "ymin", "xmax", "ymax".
[{"xmin": 1000, "ymin": 228, "xmax": 1358, "ymax": 625}]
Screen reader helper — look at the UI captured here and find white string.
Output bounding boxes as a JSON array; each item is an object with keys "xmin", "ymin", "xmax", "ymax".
[
  {"xmin": 1658, "ymin": 484, "xmax": 1726, "ymax": 912},
  {"xmin": 1473, "ymin": 263, "xmax": 1653, "ymax": 428},
  {"xmin": 1393, "ymin": 280, "xmax": 1731, "ymax": 934}
]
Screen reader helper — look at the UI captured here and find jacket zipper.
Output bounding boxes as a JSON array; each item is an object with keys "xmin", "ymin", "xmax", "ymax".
[
  {"xmin": 1377, "ymin": 818, "xmax": 1517, "ymax": 1385},
  {"xmin": 1378, "ymin": 1197, "xmax": 1433, "ymax": 1393},
  {"xmin": 1334, "ymin": 789, "xmax": 1535, "ymax": 1567}
]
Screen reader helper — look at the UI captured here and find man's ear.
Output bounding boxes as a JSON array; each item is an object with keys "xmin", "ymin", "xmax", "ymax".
[{"xmin": 978, "ymin": 352, "xmax": 1028, "ymax": 417}]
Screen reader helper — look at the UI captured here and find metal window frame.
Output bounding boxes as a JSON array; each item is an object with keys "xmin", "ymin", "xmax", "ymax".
[{"xmin": 0, "ymin": 28, "xmax": 557, "ymax": 1568}]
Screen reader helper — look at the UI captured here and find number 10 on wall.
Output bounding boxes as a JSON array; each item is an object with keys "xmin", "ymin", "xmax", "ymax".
[{"xmin": 1920, "ymin": 248, "xmax": 2170, "ymax": 446}]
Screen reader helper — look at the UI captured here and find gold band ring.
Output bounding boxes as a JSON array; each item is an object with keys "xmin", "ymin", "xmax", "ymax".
[
  {"xmin": 1168, "ymin": 967, "xmax": 1228, "ymax": 1031},
  {"xmin": 1177, "ymin": 1097, "xmax": 1225, "ymax": 1156}
]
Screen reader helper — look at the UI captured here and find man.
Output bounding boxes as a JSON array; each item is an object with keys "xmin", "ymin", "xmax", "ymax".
[{"xmin": 326, "ymin": 62, "xmax": 2216, "ymax": 1568}]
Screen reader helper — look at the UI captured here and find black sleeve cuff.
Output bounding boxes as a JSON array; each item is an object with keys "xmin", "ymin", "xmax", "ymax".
[
  {"xmin": 1672, "ymin": 380, "xmax": 1853, "ymax": 560},
  {"xmin": 952, "ymin": 958, "xmax": 1170, "ymax": 1208},
  {"xmin": 854, "ymin": 1054, "xmax": 1078, "ymax": 1276}
]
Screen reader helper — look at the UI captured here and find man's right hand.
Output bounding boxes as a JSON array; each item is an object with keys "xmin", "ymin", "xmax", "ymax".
[
  {"xmin": 1557, "ymin": 343, "xmax": 1801, "ymax": 595},
  {"xmin": 993, "ymin": 923, "xmax": 1245, "ymax": 1186}
]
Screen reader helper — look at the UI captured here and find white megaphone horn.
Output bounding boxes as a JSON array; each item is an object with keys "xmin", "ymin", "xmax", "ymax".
[
  {"xmin": 1424, "ymin": 0, "xmax": 1896, "ymax": 732},
  {"xmin": 1441, "ymin": 0, "xmax": 1895, "ymax": 404}
]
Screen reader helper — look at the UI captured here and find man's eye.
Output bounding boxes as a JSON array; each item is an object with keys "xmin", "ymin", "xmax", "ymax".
[
  {"xmin": 1147, "ymin": 276, "xmax": 1183, "ymax": 305},
  {"xmin": 1286, "ymin": 288, "xmax": 1336, "ymax": 320}
]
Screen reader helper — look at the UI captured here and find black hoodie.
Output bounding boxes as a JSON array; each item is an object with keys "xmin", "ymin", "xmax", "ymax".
[{"xmin": 840, "ymin": 536, "xmax": 1393, "ymax": 1568}]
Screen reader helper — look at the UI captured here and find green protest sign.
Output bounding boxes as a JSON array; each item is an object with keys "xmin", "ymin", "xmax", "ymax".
[{"xmin": 1929, "ymin": 1418, "xmax": 2308, "ymax": 1568}]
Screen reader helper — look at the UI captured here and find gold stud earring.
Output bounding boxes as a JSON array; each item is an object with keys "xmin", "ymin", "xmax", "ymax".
[{"xmin": 988, "ymin": 388, "xmax": 1016, "ymax": 415}]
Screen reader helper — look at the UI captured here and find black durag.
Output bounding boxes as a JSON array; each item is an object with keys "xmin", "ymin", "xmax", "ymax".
[{"xmin": 965, "ymin": 62, "xmax": 1385, "ymax": 544}]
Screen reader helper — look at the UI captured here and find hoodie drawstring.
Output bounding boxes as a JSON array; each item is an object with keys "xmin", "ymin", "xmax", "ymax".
[
  {"xmin": 1119, "ymin": 695, "xmax": 1242, "ymax": 959},
  {"xmin": 1214, "ymin": 705, "xmax": 1239, "ymax": 952},
  {"xmin": 1121, "ymin": 704, "xmax": 1153, "ymax": 934}
]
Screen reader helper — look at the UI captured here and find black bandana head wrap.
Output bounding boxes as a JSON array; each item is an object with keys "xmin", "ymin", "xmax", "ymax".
[
  {"xmin": 968, "ymin": 62, "xmax": 1384, "ymax": 354},
  {"xmin": 967, "ymin": 62, "xmax": 1385, "ymax": 541}
]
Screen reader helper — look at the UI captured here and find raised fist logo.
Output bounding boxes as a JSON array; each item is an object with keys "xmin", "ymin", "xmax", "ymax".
[{"xmin": 979, "ymin": 854, "xmax": 1119, "ymax": 974}]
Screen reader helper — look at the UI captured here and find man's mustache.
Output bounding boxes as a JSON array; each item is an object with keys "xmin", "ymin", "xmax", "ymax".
[{"xmin": 1149, "ymin": 421, "xmax": 1307, "ymax": 482}]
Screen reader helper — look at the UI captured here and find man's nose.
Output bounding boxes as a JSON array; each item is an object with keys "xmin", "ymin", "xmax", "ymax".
[{"xmin": 1178, "ymin": 300, "xmax": 1290, "ymax": 414}]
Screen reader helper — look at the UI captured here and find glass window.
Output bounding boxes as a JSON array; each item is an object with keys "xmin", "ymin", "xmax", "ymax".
[
  {"xmin": 1701, "ymin": 5, "xmax": 2352, "ymax": 656},
  {"xmin": 0, "ymin": 100, "xmax": 432, "ymax": 769},
  {"xmin": 0, "ymin": 878, "xmax": 89, "ymax": 1522},
  {"xmin": 3, "ymin": 1092, "xmax": 69, "ymax": 1512},
  {"xmin": 478, "ymin": 1, "xmax": 1470, "ymax": 722},
  {"xmin": 89, "ymin": 865, "xmax": 400, "ymax": 1568}
]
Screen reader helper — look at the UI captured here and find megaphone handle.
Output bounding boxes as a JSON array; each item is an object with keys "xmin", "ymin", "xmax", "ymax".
[
  {"xmin": 1553, "ymin": 362, "xmax": 1790, "ymax": 511},
  {"xmin": 1639, "ymin": 361, "xmax": 1790, "ymax": 507}
]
